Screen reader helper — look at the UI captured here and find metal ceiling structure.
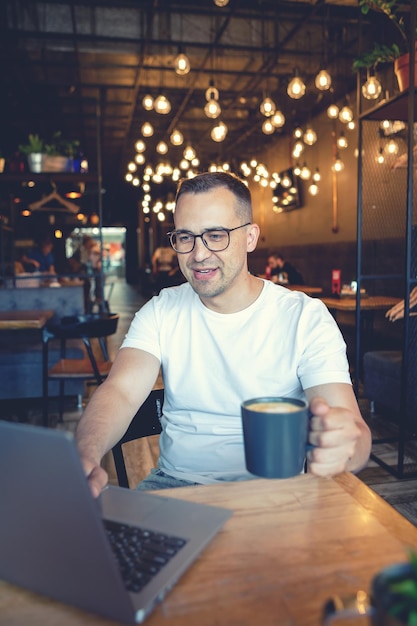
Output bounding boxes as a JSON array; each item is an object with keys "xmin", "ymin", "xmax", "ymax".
[{"xmin": 0, "ymin": 0, "xmax": 397, "ymax": 221}]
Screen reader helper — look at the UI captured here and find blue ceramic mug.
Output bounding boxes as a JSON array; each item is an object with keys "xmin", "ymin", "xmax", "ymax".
[{"xmin": 241, "ymin": 396, "xmax": 310, "ymax": 479}]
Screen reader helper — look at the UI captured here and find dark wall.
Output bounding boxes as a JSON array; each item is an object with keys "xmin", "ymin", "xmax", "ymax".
[{"xmin": 249, "ymin": 237, "xmax": 407, "ymax": 298}]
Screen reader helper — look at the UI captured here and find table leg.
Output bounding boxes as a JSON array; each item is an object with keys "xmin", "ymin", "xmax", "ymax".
[{"xmin": 42, "ymin": 329, "xmax": 49, "ymax": 428}]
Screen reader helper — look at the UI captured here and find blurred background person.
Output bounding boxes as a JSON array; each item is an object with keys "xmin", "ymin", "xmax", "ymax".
[
  {"xmin": 152, "ymin": 245, "xmax": 177, "ymax": 293},
  {"xmin": 386, "ymin": 287, "xmax": 417, "ymax": 322},
  {"xmin": 21, "ymin": 232, "xmax": 56, "ymax": 275},
  {"xmin": 267, "ymin": 252, "xmax": 304, "ymax": 285}
]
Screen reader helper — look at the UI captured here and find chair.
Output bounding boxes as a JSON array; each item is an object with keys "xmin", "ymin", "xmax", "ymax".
[
  {"xmin": 42, "ymin": 312, "xmax": 119, "ymax": 426},
  {"xmin": 111, "ymin": 388, "xmax": 164, "ymax": 488}
]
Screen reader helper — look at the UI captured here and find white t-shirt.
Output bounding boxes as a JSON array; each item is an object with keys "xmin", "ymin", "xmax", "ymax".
[{"xmin": 121, "ymin": 280, "xmax": 351, "ymax": 484}]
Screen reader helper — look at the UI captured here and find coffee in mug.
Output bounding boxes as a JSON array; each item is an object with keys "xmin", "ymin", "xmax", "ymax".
[{"xmin": 241, "ymin": 396, "xmax": 309, "ymax": 479}]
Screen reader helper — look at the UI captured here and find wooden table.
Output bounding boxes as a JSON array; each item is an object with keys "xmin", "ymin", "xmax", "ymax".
[
  {"xmin": 257, "ymin": 276, "xmax": 323, "ymax": 297},
  {"xmin": 287, "ymin": 285, "xmax": 322, "ymax": 296},
  {"xmin": 1, "ymin": 472, "xmax": 416, "ymax": 626},
  {"xmin": 320, "ymin": 295, "xmax": 400, "ymax": 312},
  {"xmin": 0, "ymin": 309, "xmax": 54, "ymax": 330}
]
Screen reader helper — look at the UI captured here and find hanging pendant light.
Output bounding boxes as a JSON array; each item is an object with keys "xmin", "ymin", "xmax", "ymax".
[
  {"xmin": 327, "ymin": 104, "xmax": 339, "ymax": 119},
  {"xmin": 337, "ymin": 132, "xmax": 348, "ymax": 150},
  {"xmin": 142, "ymin": 94, "xmax": 154, "ymax": 111},
  {"xmin": 135, "ymin": 139, "xmax": 146, "ymax": 152},
  {"xmin": 204, "ymin": 82, "xmax": 221, "ymax": 119},
  {"xmin": 303, "ymin": 127, "xmax": 317, "ymax": 146},
  {"xmin": 292, "ymin": 140, "xmax": 304, "ymax": 158},
  {"xmin": 308, "ymin": 182, "xmax": 319, "ymax": 196},
  {"xmin": 300, "ymin": 163, "xmax": 311, "ymax": 180},
  {"xmin": 375, "ymin": 147, "xmax": 385, "ymax": 164},
  {"xmin": 156, "ymin": 141, "xmax": 168, "ymax": 155},
  {"xmin": 211, "ymin": 121, "xmax": 228, "ymax": 142},
  {"xmin": 262, "ymin": 119, "xmax": 275, "ymax": 135},
  {"xmin": 332, "ymin": 155, "xmax": 344, "ymax": 172},
  {"xmin": 271, "ymin": 110, "xmax": 285, "ymax": 128},
  {"xmin": 385, "ymin": 139, "xmax": 399, "ymax": 155},
  {"xmin": 183, "ymin": 145, "xmax": 196, "ymax": 161},
  {"xmin": 362, "ymin": 70, "xmax": 382, "ymax": 100},
  {"xmin": 287, "ymin": 69, "xmax": 306, "ymax": 99},
  {"xmin": 260, "ymin": 96, "xmax": 276, "ymax": 117},
  {"xmin": 175, "ymin": 51, "xmax": 191, "ymax": 76},
  {"xmin": 141, "ymin": 122, "xmax": 154, "ymax": 137},
  {"xmin": 339, "ymin": 104, "xmax": 354, "ymax": 124},
  {"xmin": 214, "ymin": 0, "xmax": 229, "ymax": 5},
  {"xmin": 313, "ymin": 167, "xmax": 321, "ymax": 182},
  {"xmin": 154, "ymin": 95, "xmax": 171, "ymax": 115},
  {"xmin": 315, "ymin": 69, "xmax": 332, "ymax": 91},
  {"xmin": 170, "ymin": 129, "xmax": 184, "ymax": 146}
]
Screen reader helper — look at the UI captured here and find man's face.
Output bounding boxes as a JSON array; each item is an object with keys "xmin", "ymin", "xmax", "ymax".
[
  {"xmin": 269, "ymin": 256, "xmax": 282, "ymax": 269},
  {"xmin": 174, "ymin": 186, "xmax": 255, "ymax": 302}
]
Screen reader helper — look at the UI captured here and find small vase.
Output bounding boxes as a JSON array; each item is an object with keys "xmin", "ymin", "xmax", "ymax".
[
  {"xmin": 27, "ymin": 153, "xmax": 43, "ymax": 173},
  {"xmin": 394, "ymin": 43, "xmax": 417, "ymax": 92}
]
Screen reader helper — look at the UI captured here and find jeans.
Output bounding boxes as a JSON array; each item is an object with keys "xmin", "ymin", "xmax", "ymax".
[{"xmin": 135, "ymin": 468, "xmax": 201, "ymax": 491}]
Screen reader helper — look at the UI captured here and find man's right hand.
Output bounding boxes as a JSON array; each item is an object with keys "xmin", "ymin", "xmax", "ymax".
[{"xmin": 81, "ymin": 457, "xmax": 109, "ymax": 498}]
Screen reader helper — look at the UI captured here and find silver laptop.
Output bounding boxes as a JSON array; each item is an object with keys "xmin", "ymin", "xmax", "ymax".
[{"xmin": 0, "ymin": 421, "xmax": 231, "ymax": 624}]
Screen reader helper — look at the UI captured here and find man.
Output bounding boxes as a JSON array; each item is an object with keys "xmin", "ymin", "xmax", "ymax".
[
  {"xmin": 21, "ymin": 233, "xmax": 56, "ymax": 274},
  {"xmin": 267, "ymin": 252, "xmax": 304, "ymax": 285},
  {"xmin": 76, "ymin": 171, "xmax": 371, "ymax": 497},
  {"xmin": 151, "ymin": 245, "xmax": 177, "ymax": 293}
]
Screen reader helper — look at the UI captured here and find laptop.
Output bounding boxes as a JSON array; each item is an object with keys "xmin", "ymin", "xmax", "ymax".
[{"xmin": 0, "ymin": 421, "xmax": 232, "ymax": 624}]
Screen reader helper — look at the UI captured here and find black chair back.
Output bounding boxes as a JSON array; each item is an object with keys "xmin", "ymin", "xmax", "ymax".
[{"xmin": 112, "ymin": 388, "xmax": 164, "ymax": 488}]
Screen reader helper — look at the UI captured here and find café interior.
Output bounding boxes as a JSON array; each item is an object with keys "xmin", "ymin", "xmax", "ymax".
[{"xmin": 2, "ymin": 1, "xmax": 417, "ymax": 624}]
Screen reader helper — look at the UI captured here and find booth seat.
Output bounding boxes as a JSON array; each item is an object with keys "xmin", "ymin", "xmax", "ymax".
[
  {"xmin": 363, "ymin": 350, "xmax": 417, "ymax": 427},
  {"xmin": 0, "ymin": 285, "xmax": 86, "ymax": 400}
]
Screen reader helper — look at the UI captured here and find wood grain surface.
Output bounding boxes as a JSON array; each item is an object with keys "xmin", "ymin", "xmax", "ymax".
[{"xmin": 1, "ymin": 472, "xmax": 416, "ymax": 626}]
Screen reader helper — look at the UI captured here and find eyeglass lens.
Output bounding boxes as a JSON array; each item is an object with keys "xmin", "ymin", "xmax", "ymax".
[{"xmin": 170, "ymin": 230, "xmax": 230, "ymax": 253}]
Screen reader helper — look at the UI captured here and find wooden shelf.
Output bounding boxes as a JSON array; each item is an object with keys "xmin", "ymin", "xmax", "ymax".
[
  {"xmin": 360, "ymin": 88, "xmax": 417, "ymax": 122},
  {"xmin": 0, "ymin": 172, "xmax": 97, "ymax": 184}
]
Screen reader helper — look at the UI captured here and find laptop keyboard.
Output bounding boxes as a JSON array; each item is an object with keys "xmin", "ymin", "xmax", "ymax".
[{"xmin": 104, "ymin": 519, "xmax": 188, "ymax": 593}]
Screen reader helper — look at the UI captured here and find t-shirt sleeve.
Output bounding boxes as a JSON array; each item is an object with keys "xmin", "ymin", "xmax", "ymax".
[
  {"xmin": 296, "ymin": 299, "xmax": 352, "ymax": 389},
  {"xmin": 120, "ymin": 298, "xmax": 161, "ymax": 362}
]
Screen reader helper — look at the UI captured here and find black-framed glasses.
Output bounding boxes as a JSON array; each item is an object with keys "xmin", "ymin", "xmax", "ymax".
[{"xmin": 167, "ymin": 222, "xmax": 251, "ymax": 254}]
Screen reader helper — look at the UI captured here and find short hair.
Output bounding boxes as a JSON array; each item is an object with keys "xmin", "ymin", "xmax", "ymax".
[
  {"xmin": 175, "ymin": 171, "xmax": 253, "ymax": 222},
  {"xmin": 269, "ymin": 252, "xmax": 283, "ymax": 261}
]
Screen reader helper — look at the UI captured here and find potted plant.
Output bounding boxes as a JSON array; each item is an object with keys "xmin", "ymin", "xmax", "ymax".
[
  {"xmin": 371, "ymin": 552, "xmax": 417, "ymax": 625},
  {"xmin": 353, "ymin": 0, "xmax": 417, "ymax": 92},
  {"xmin": 18, "ymin": 133, "xmax": 44, "ymax": 173},
  {"xmin": 43, "ymin": 132, "xmax": 80, "ymax": 173}
]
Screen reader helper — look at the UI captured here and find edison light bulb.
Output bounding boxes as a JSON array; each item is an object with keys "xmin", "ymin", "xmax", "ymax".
[
  {"xmin": 211, "ymin": 121, "xmax": 228, "ymax": 142},
  {"xmin": 170, "ymin": 129, "xmax": 184, "ymax": 146},
  {"xmin": 260, "ymin": 96, "xmax": 276, "ymax": 117},
  {"xmin": 154, "ymin": 95, "xmax": 171, "ymax": 115},
  {"xmin": 175, "ymin": 52, "xmax": 190, "ymax": 76},
  {"xmin": 327, "ymin": 104, "xmax": 339, "ymax": 119},
  {"xmin": 271, "ymin": 110, "xmax": 285, "ymax": 128},
  {"xmin": 362, "ymin": 73, "xmax": 382, "ymax": 100},
  {"xmin": 262, "ymin": 119, "xmax": 275, "ymax": 135},
  {"xmin": 315, "ymin": 69, "xmax": 331, "ymax": 91},
  {"xmin": 287, "ymin": 75, "xmax": 306, "ymax": 99},
  {"xmin": 303, "ymin": 127, "xmax": 317, "ymax": 146}
]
